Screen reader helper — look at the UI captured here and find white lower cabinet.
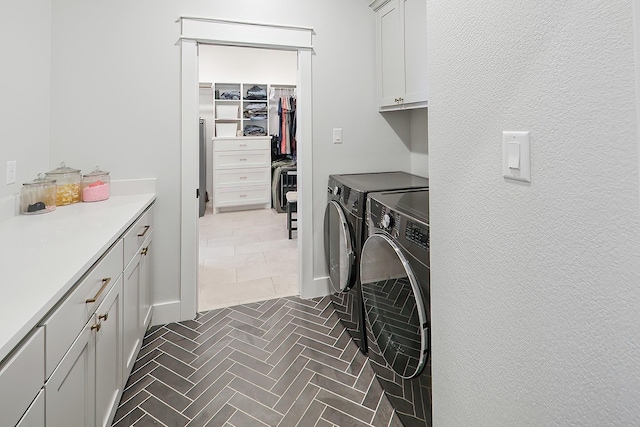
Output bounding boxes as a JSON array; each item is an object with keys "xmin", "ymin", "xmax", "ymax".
[
  {"xmin": 46, "ymin": 319, "xmax": 96, "ymax": 427},
  {"xmin": 95, "ymin": 278, "xmax": 124, "ymax": 427},
  {"xmin": 46, "ymin": 277, "xmax": 123, "ymax": 427},
  {"xmin": 123, "ymin": 231, "xmax": 154, "ymax": 380},
  {"xmin": 0, "ymin": 202, "xmax": 155, "ymax": 427}
]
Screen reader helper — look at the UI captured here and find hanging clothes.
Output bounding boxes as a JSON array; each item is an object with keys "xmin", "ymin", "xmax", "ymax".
[{"xmin": 278, "ymin": 95, "xmax": 296, "ymax": 155}]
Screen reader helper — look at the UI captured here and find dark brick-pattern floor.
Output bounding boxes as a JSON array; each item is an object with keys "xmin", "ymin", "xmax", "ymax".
[{"xmin": 111, "ymin": 296, "xmax": 403, "ymax": 427}]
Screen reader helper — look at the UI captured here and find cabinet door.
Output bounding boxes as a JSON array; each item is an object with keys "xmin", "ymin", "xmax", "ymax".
[
  {"xmin": 140, "ymin": 235, "xmax": 154, "ymax": 333},
  {"xmin": 123, "ymin": 251, "xmax": 142, "ymax": 380},
  {"xmin": 376, "ymin": 0, "xmax": 404, "ymax": 109},
  {"xmin": 95, "ymin": 277, "xmax": 123, "ymax": 427},
  {"xmin": 17, "ymin": 388, "xmax": 44, "ymax": 427},
  {"xmin": 402, "ymin": 0, "xmax": 428, "ymax": 105},
  {"xmin": 46, "ymin": 319, "xmax": 96, "ymax": 427}
]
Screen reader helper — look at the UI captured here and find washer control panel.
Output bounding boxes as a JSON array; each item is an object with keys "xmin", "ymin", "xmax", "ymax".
[{"xmin": 405, "ymin": 221, "xmax": 429, "ymax": 251}]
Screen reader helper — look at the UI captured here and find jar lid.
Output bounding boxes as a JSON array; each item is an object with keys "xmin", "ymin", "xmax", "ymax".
[
  {"xmin": 23, "ymin": 173, "xmax": 56, "ymax": 186},
  {"xmin": 46, "ymin": 162, "xmax": 81, "ymax": 175},
  {"xmin": 83, "ymin": 166, "xmax": 110, "ymax": 178}
]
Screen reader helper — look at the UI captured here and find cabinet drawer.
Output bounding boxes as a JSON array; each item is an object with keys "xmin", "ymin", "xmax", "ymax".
[
  {"xmin": 214, "ymin": 186, "xmax": 270, "ymax": 207},
  {"xmin": 214, "ymin": 168, "xmax": 270, "ymax": 188},
  {"xmin": 0, "ymin": 327, "xmax": 44, "ymax": 427},
  {"xmin": 43, "ymin": 239, "xmax": 123, "ymax": 379},
  {"xmin": 123, "ymin": 205, "xmax": 155, "ymax": 266},
  {"xmin": 214, "ymin": 137, "xmax": 269, "ymax": 151},
  {"xmin": 214, "ymin": 150, "xmax": 269, "ymax": 169}
]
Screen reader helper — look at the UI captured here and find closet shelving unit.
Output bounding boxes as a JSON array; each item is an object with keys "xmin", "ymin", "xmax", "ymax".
[{"xmin": 214, "ymin": 83, "xmax": 269, "ymax": 137}]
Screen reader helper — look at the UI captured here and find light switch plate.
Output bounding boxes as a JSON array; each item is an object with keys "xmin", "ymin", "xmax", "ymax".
[
  {"xmin": 6, "ymin": 160, "xmax": 16, "ymax": 185},
  {"xmin": 333, "ymin": 128, "xmax": 343, "ymax": 144},
  {"xmin": 503, "ymin": 131, "xmax": 530, "ymax": 182}
]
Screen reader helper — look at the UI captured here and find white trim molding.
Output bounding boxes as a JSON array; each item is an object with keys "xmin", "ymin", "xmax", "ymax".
[
  {"xmin": 179, "ymin": 17, "xmax": 313, "ymax": 50},
  {"xmin": 178, "ymin": 17, "xmax": 315, "ymax": 323}
]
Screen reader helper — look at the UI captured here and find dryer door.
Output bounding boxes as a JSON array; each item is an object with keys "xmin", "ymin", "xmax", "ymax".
[
  {"xmin": 360, "ymin": 233, "xmax": 429, "ymax": 379},
  {"xmin": 323, "ymin": 201, "xmax": 355, "ymax": 293}
]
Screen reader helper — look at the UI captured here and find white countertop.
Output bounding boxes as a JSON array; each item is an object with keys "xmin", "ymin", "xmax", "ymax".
[{"xmin": 0, "ymin": 193, "xmax": 156, "ymax": 363}]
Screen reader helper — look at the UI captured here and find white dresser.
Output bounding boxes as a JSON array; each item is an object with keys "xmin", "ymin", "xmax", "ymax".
[{"xmin": 213, "ymin": 136, "xmax": 271, "ymax": 212}]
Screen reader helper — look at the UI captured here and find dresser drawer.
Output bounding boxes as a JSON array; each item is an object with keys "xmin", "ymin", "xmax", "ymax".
[
  {"xmin": 43, "ymin": 239, "xmax": 123, "ymax": 379},
  {"xmin": 123, "ymin": 205, "xmax": 154, "ymax": 266},
  {"xmin": 214, "ymin": 186, "xmax": 270, "ymax": 207},
  {"xmin": 214, "ymin": 137, "xmax": 269, "ymax": 151},
  {"xmin": 214, "ymin": 150, "xmax": 269, "ymax": 169},
  {"xmin": 0, "ymin": 327, "xmax": 44, "ymax": 427},
  {"xmin": 214, "ymin": 168, "xmax": 270, "ymax": 188}
]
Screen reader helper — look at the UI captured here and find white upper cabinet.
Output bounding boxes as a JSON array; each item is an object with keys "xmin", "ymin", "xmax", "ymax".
[{"xmin": 373, "ymin": 0, "xmax": 428, "ymax": 111}]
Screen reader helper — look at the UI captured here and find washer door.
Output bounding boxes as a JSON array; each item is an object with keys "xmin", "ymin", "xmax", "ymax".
[
  {"xmin": 323, "ymin": 201, "xmax": 355, "ymax": 293},
  {"xmin": 360, "ymin": 233, "xmax": 429, "ymax": 379}
]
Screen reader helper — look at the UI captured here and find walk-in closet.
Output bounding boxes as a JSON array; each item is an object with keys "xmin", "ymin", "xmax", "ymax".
[{"xmin": 197, "ymin": 45, "xmax": 300, "ymax": 312}]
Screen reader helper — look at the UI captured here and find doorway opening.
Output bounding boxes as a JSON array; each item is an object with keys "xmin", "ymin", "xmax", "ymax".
[
  {"xmin": 179, "ymin": 18, "xmax": 314, "ymax": 321},
  {"xmin": 197, "ymin": 45, "xmax": 300, "ymax": 311}
]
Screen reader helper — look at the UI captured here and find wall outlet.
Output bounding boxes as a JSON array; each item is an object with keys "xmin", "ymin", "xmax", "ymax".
[{"xmin": 6, "ymin": 161, "xmax": 16, "ymax": 185}]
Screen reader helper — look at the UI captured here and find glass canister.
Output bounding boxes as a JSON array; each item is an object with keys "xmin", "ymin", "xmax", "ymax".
[
  {"xmin": 45, "ymin": 162, "xmax": 81, "ymax": 206},
  {"xmin": 81, "ymin": 167, "xmax": 111, "ymax": 202},
  {"xmin": 21, "ymin": 174, "xmax": 57, "ymax": 214}
]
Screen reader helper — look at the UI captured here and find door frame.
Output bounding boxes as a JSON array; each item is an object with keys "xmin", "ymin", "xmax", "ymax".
[{"xmin": 179, "ymin": 17, "xmax": 314, "ymax": 320}]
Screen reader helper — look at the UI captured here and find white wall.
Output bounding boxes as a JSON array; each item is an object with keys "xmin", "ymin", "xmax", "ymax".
[
  {"xmin": 48, "ymin": 1, "xmax": 410, "ymax": 317},
  {"xmin": 0, "ymin": 0, "xmax": 51, "ymax": 201},
  {"xmin": 410, "ymin": 108, "xmax": 428, "ymax": 177},
  {"xmin": 199, "ymin": 45, "xmax": 297, "ymax": 85},
  {"xmin": 428, "ymin": 1, "xmax": 640, "ymax": 425}
]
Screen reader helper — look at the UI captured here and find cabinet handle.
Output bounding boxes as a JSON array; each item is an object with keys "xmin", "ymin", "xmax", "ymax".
[
  {"xmin": 239, "ymin": 144, "xmax": 247, "ymax": 147},
  {"xmin": 239, "ymin": 194, "xmax": 247, "ymax": 198},
  {"xmin": 99, "ymin": 313, "xmax": 108, "ymax": 322},
  {"xmin": 137, "ymin": 225, "xmax": 150, "ymax": 237},
  {"xmin": 86, "ymin": 277, "xmax": 111, "ymax": 303},
  {"xmin": 239, "ymin": 158, "xmax": 247, "ymax": 161},
  {"xmin": 91, "ymin": 323, "xmax": 101, "ymax": 332},
  {"xmin": 141, "ymin": 247, "xmax": 148, "ymax": 256},
  {"xmin": 239, "ymin": 176, "xmax": 247, "ymax": 180}
]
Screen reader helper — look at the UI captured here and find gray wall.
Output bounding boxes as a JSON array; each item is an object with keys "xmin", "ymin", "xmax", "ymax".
[{"xmin": 428, "ymin": 1, "xmax": 640, "ymax": 425}]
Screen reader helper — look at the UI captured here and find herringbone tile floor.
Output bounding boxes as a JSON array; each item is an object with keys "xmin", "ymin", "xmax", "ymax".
[{"xmin": 111, "ymin": 296, "xmax": 403, "ymax": 427}]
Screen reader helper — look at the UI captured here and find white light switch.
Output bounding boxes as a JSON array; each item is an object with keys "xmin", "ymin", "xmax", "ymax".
[
  {"xmin": 507, "ymin": 142, "xmax": 520, "ymax": 169},
  {"xmin": 333, "ymin": 128, "xmax": 343, "ymax": 144},
  {"xmin": 503, "ymin": 131, "xmax": 530, "ymax": 182}
]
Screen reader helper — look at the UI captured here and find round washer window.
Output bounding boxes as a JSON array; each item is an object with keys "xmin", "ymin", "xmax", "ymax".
[
  {"xmin": 360, "ymin": 233, "xmax": 429, "ymax": 379},
  {"xmin": 323, "ymin": 201, "xmax": 354, "ymax": 293}
]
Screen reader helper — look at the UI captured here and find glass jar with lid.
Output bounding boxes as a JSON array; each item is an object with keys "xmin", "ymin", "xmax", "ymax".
[
  {"xmin": 45, "ymin": 162, "xmax": 81, "ymax": 206},
  {"xmin": 21, "ymin": 174, "xmax": 57, "ymax": 214},
  {"xmin": 81, "ymin": 167, "xmax": 110, "ymax": 202}
]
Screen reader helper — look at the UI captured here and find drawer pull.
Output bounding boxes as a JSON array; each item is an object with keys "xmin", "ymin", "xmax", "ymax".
[
  {"xmin": 91, "ymin": 323, "xmax": 101, "ymax": 332},
  {"xmin": 239, "ymin": 144, "xmax": 247, "ymax": 147},
  {"xmin": 86, "ymin": 277, "xmax": 111, "ymax": 303},
  {"xmin": 239, "ymin": 158, "xmax": 247, "ymax": 161},
  {"xmin": 99, "ymin": 313, "xmax": 108, "ymax": 322},
  {"xmin": 137, "ymin": 225, "xmax": 150, "ymax": 237},
  {"xmin": 239, "ymin": 194, "xmax": 247, "ymax": 198},
  {"xmin": 141, "ymin": 247, "xmax": 148, "ymax": 256},
  {"xmin": 239, "ymin": 176, "xmax": 247, "ymax": 180}
]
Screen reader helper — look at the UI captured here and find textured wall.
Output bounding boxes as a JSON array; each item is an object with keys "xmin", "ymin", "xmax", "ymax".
[{"xmin": 427, "ymin": 1, "xmax": 640, "ymax": 425}]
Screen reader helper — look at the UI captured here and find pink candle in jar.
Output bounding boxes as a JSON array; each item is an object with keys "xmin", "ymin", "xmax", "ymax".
[{"xmin": 82, "ymin": 180, "xmax": 110, "ymax": 202}]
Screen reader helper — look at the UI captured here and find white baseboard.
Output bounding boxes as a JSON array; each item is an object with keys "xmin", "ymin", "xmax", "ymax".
[
  {"xmin": 300, "ymin": 276, "xmax": 331, "ymax": 300},
  {"xmin": 150, "ymin": 300, "xmax": 182, "ymax": 326}
]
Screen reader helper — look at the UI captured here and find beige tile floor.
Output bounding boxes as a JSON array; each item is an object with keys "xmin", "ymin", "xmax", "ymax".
[{"xmin": 198, "ymin": 206, "xmax": 298, "ymax": 311}]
